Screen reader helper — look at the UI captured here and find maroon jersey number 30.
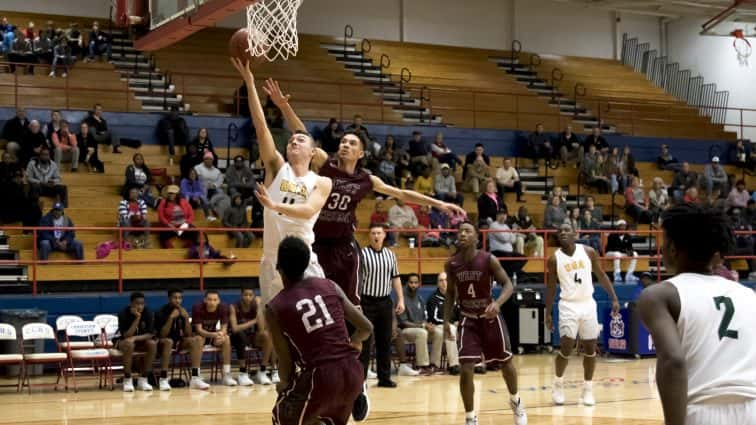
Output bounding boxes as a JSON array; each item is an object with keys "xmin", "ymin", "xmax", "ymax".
[{"xmin": 313, "ymin": 159, "xmax": 373, "ymax": 239}]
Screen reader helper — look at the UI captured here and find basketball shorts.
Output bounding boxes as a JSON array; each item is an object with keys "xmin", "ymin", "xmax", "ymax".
[
  {"xmin": 260, "ymin": 253, "xmax": 325, "ymax": 304},
  {"xmin": 313, "ymin": 239, "xmax": 361, "ymax": 305},
  {"xmin": 687, "ymin": 399, "xmax": 756, "ymax": 425},
  {"xmin": 458, "ymin": 314, "xmax": 513, "ymax": 365},
  {"xmin": 273, "ymin": 357, "xmax": 363, "ymax": 425},
  {"xmin": 558, "ymin": 298, "xmax": 600, "ymax": 340}
]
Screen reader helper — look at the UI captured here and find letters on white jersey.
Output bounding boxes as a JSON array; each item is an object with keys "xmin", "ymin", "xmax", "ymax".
[{"xmin": 555, "ymin": 244, "xmax": 595, "ymax": 302}]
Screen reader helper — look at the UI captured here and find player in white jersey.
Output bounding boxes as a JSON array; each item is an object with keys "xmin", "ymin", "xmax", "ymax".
[
  {"xmin": 639, "ymin": 204, "xmax": 756, "ymax": 425},
  {"xmin": 231, "ymin": 58, "xmax": 332, "ymax": 304},
  {"xmin": 545, "ymin": 223, "xmax": 620, "ymax": 406}
]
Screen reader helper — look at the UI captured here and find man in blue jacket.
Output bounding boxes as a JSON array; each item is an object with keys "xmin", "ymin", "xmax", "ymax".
[{"xmin": 38, "ymin": 203, "xmax": 83, "ymax": 261}]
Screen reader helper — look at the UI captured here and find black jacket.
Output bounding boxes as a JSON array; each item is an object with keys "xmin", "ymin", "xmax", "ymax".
[
  {"xmin": 606, "ymin": 233, "xmax": 634, "ymax": 254},
  {"xmin": 426, "ymin": 289, "xmax": 459, "ymax": 325},
  {"xmin": 477, "ymin": 193, "xmax": 504, "ymax": 226},
  {"xmin": 2, "ymin": 116, "xmax": 30, "ymax": 143}
]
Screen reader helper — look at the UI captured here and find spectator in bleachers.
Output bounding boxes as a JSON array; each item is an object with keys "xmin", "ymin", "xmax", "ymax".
[
  {"xmin": 670, "ymin": 162, "xmax": 698, "ymax": 203},
  {"xmin": 408, "ymin": 131, "xmax": 431, "ymax": 168},
  {"xmin": 415, "ymin": 205, "xmax": 440, "ymax": 247},
  {"xmin": 703, "ymin": 156, "xmax": 728, "ymax": 197},
  {"xmin": 582, "ymin": 195, "xmax": 603, "ymax": 223},
  {"xmin": 65, "ymin": 22, "xmax": 83, "ymax": 59},
  {"xmin": 399, "ymin": 168, "xmax": 414, "ymax": 190},
  {"xmin": 154, "ymin": 288, "xmax": 209, "ymax": 390},
  {"xmin": 363, "ymin": 135, "xmax": 384, "ymax": 173},
  {"xmin": 8, "ymin": 29, "xmax": 35, "ymax": 74},
  {"xmin": 607, "ymin": 146, "xmax": 623, "ymax": 193},
  {"xmin": 489, "ymin": 209, "xmax": 526, "ymax": 276},
  {"xmin": 463, "ymin": 156, "xmax": 490, "ymax": 198},
  {"xmin": 549, "ymin": 186, "xmax": 567, "ymax": 205},
  {"xmin": 157, "ymin": 185, "xmax": 197, "ymax": 248},
  {"xmin": 86, "ymin": 21, "xmax": 111, "ymax": 62},
  {"xmin": 656, "ymin": 144, "xmax": 680, "ymax": 171},
  {"xmin": 41, "ymin": 20, "xmax": 56, "ymax": 43},
  {"xmin": 38, "ymin": 203, "xmax": 83, "ymax": 261},
  {"xmin": 648, "ymin": 177, "xmax": 670, "ymax": 223},
  {"xmin": 543, "ymin": 195, "xmax": 567, "ymax": 231},
  {"xmin": 85, "ymin": 103, "xmax": 121, "ymax": 154},
  {"xmin": 625, "ymin": 176, "xmax": 652, "ymax": 223},
  {"xmin": 425, "ymin": 272, "xmax": 460, "ymax": 375},
  {"xmin": 580, "ymin": 144, "xmax": 598, "ymax": 184},
  {"xmin": 388, "ymin": 198, "xmax": 420, "ymax": 242},
  {"xmin": 370, "ymin": 198, "xmax": 396, "ymax": 246},
  {"xmin": 495, "ymin": 158, "xmax": 524, "ymax": 203},
  {"xmin": 509, "ymin": 205, "xmax": 544, "ymax": 258},
  {"xmin": 124, "ymin": 153, "xmax": 158, "ymax": 208},
  {"xmin": 430, "ymin": 132, "xmax": 460, "ymax": 170},
  {"xmin": 429, "ymin": 207, "xmax": 454, "ymax": 247},
  {"xmin": 707, "ymin": 188, "xmax": 726, "ymax": 211},
  {"xmin": 180, "ymin": 168, "xmax": 210, "ymax": 218},
  {"xmin": 118, "ymin": 187, "xmax": 150, "ymax": 248},
  {"xmin": 620, "ymin": 145, "xmax": 639, "ymax": 186},
  {"xmin": 180, "ymin": 143, "xmax": 203, "ymax": 179},
  {"xmin": 377, "ymin": 150, "xmax": 397, "ymax": 187},
  {"xmin": 344, "ymin": 114, "xmax": 371, "ymax": 146},
  {"xmin": 77, "ymin": 122, "xmax": 102, "ymax": 173},
  {"xmin": 397, "ymin": 274, "xmax": 435, "ymax": 374},
  {"xmin": 49, "ymin": 37, "xmax": 72, "ymax": 78},
  {"xmin": 729, "ymin": 207, "xmax": 755, "ymax": 276},
  {"xmin": 27, "ymin": 147, "xmax": 68, "ymax": 207},
  {"xmin": 0, "ymin": 17, "xmax": 12, "ymax": 35},
  {"xmin": 730, "ymin": 139, "xmax": 753, "ymax": 172},
  {"xmin": 51, "ymin": 120, "xmax": 79, "ymax": 172},
  {"xmin": 528, "ymin": 123, "xmax": 555, "ymax": 163},
  {"xmin": 586, "ymin": 153, "xmax": 612, "ymax": 194},
  {"xmin": 157, "ymin": 105, "xmax": 189, "ymax": 157},
  {"xmin": 383, "ymin": 135, "xmax": 410, "ymax": 180},
  {"xmin": 192, "ymin": 291, "xmax": 238, "ymax": 386},
  {"xmin": 413, "ymin": 165, "xmax": 434, "ymax": 197},
  {"xmin": 2, "ymin": 107, "xmax": 29, "ymax": 159},
  {"xmin": 115, "ymin": 292, "xmax": 158, "ymax": 392},
  {"xmin": 32, "ymin": 30, "xmax": 53, "ymax": 65},
  {"xmin": 194, "ymin": 151, "xmax": 229, "ymax": 221},
  {"xmin": 229, "ymin": 287, "xmax": 274, "ymax": 386},
  {"xmin": 19, "ymin": 119, "xmax": 48, "ymax": 166},
  {"xmin": 0, "ymin": 152, "xmax": 41, "ymax": 228},
  {"xmin": 44, "ymin": 110, "xmax": 63, "ymax": 140},
  {"xmin": 579, "ymin": 208, "xmax": 602, "ymax": 252},
  {"xmin": 23, "ymin": 21, "xmax": 34, "ymax": 40},
  {"xmin": 318, "ymin": 118, "xmax": 343, "ymax": 154},
  {"xmin": 1, "ymin": 23, "xmax": 15, "ymax": 55},
  {"xmin": 462, "ymin": 143, "xmax": 490, "ymax": 180},
  {"xmin": 477, "ymin": 179, "xmax": 503, "ymax": 228},
  {"xmin": 605, "ymin": 219, "xmax": 638, "ymax": 283},
  {"xmin": 557, "ymin": 125, "xmax": 581, "ymax": 166},
  {"xmin": 223, "ymin": 193, "xmax": 254, "ymax": 248},
  {"xmin": 727, "ymin": 180, "xmax": 750, "ymax": 209},
  {"xmin": 684, "ymin": 186, "xmax": 701, "ymax": 204},
  {"xmin": 434, "ymin": 163, "xmax": 463, "ymax": 206},
  {"xmin": 582, "ymin": 126, "xmax": 609, "ymax": 154},
  {"xmin": 191, "ymin": 128, "xmax": 217, "ymax": 164},
  {"xmin": 225, "ymin": 155, "xmax": 256, "ymax": 203}
]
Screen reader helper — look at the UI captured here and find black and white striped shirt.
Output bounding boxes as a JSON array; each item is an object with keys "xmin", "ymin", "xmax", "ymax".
[{"xmin": 360, "ymin": 245, "xmax": 399, "ymax": 298}]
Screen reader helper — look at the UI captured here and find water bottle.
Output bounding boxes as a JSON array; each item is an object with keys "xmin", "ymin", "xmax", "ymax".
[{"xmin": 512, "ymin": 272, "xmax": 518, "ymax": 287}]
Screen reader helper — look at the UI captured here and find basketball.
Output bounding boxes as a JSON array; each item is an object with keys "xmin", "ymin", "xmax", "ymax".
[{"xmin": 229, "ymin": 28, "xmax": 253, "ymax": 61}]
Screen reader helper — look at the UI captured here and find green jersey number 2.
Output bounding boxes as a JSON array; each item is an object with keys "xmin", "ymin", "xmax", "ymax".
[{"xmin": 713, "ymin": 296, "xmax": 739, "ymax": 340}]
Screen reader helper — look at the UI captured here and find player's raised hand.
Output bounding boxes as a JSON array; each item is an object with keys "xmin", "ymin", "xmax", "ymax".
[
  {"xmin": 230, "ymin": 57, "xmax": 255, "ymax": 84},
  {"xmin": 254, "ymin": 184, "xmax": 275, "ymax": 210},
  {"xmin": 438, "ymin": 202, "xmax": 467, "ymax": 218},
  {"xmin": 484, "ymin": 302, "xmax": 501, "ymax": 319},
  {"xmin": 262, "ymin": 78, "xmax": 291, "ymax": 106}
]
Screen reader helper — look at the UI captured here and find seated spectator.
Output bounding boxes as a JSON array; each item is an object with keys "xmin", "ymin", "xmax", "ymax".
[
  {"xmin": 124, "ymin": 153, "xmax": 157, "ymax": 208},
  {"xmin": 38, "ymin": 203, "xmax": 83, "ymax": 261},
  {"xmin": 27, "ymin": 148, "xmax": 68, "ymax": 207},
  {"xmin": 477, "ymin": 180, "xmax": 503, "ymax": 228},
  {"xmin": 0, "ymin": 152, "xmax": 42, "ymax": 227},
  {"xmin": 586, "ymin": 153, "xmax": 612, "ymax": 194},
  {"xmin": 624, "ymin": 176, "xmax": 652, "ymax": 223},
  {"xmin": 578, "ymin": 209, "xmax": 602, "ymax": 252},
  {"xmin": 223, "ymin": 193, "xmax": 254, "ymax": 248},
  {"xmin": 683, "ymin": 186, "xmax": 701, "ymax": 204},
  {"xmin": 65, "ymin": 22, "xmax": 83, "ymax": 58},
  {"xmin": 495, "ymin": 158, "xmax": 524, "ymax": 203},
  {"xmin": 194, "ymin": 152, "xmax": 230, "ymax": 220},
  {"xmin": 317, "ymin": 118, "xmax": 343, "ymax": 154},
  {"xmin": 77, "ymin": 122, "xmax": 102, "ymax": 173},
  {"xmin": 191, "ymin": 291, "xmax": 238, "ymax": 386},
  {"xmin": 425, "ymin": 273, "xmax": 460, "ymax": 375},
  {"xmin": 85, "ymin": 103, "xmax": 121, "ymax": 153},
  {"xmin": 384, "ymin": 135, "xmax": 411, "ymax": 179},
  {"xmin": 416, "ymin": 205, "xmax": 440, "ymax": 247},
  {"xmin": 430, "ymin": 132, "xmax": 460, "ymax": 170},
  {"xmin": 51, "ymin": 120, "xmax": 79, "ymax": 171},
  {"xmin": 49, "ymin": 37, "xmax": 72, "ymax": 78},
  {"xmin": 582, "ymin": 126, "xmax": 609, "ymax": 154},
  {"xmin": 730, "ymin": 207, "xmax": 755, "ymax": 276},
  {"xmin": 429, "ymin": 207, "xmax": 454, "ymax": 247},
  {"xmin": 580, "ymin": 144, "xmax": 598, "ymax": 184},
  {"xmin": 399, "ymin": 168, "xmax": 414, "ymax": 190},
  {"xmin": 549, "ymin": 186, "xmax": 567, "ymax": 205},
  {"xmin": 180, "ymin": 143, "xmax": 203, "ymax": 179},
  {"xmin": 557, "ymin": 125, "xmax": 581, "ymax": 166},
  {"xmin": 703, "ymin": 156, "xmax": 728, "ymax": 196},
  {"xmin": 20, "ymin": 119, "xmax": 48, "ymax": 166},
  {"xmin": 180, "ymin": 168, "xmax": 210, "ymax": 217},
  {"xmin": 114, "ymin": 292, "xmax": 158, "ymax": 392},
  {"xmin": 191, "ymin": 128, "xmax": 217, "ymax": 164},
  {"xmin": 8, "ymin": 30, "xmax": 35, "ymax": 74},
  {"xmin": 434, "ymin": 163, "xmax": 463, "ymax": 206},
  {"xmin": 543, "ymin": 195, "xmax": 567, "ymax": 231},
  {"xmin": 1, "ymin": 23, "xmax": 15, "ymax": 55},
  {"xmin": 670, "ymin": 162, "xmax": 697, "ymax": 203},
  {"xmin": 377, "ymin": 150, "xmax": 397, "ymax": 187},
  {"xmin": 462, "ymin": 143, "xmax": 490, "ymax": 181},
  {"xmin": 508, "ymin": 206, "xmax": 545, "ymax": 257},
  {"xmin": 86, "ymin": 21, "xmax": 111, "ymax": 62},
  {"xmin": 582, "ymin": 195, "xmax": 603, "ymax": 223},
  {"xmin": 344, "ymin": 114, "xmax": 371, "ymax": 147},
  {"xmin": 370, "ymin": 198, "xmax": 396, "ymax": 246},
  {"xmin": 463, "ymin": 157, "xmax": 490, "ymax": 198},
  {"xmin": 605, "ymin": 220, "xmax": 638, "ymax": 283},
  {"xmin": 656, "ymin": 144, "xmax": 680, "ymax": 171},
  {"xmin": 118, "ymin": 187, "xmax": 150, "ymax": 248},
  {"xmin": 706, "ymin": 188, "xmax": 726, "ymax": 211},
  {"xmin": 0, "ymin": 16, "xmax": 13, "ymax": 37},
  {"xmin": 408, "ymin": 131, "xmax": 431, "ymax": 168},
  {"xmin": 157, "ymin": 105, "xmax": 189, "ymax": 158},
  {"xmin": 606, "ymin": 147, "xmax": 623, "ymax": 193},
  {"xmin": 362, "ymin": 135, "xmax": 384, "ymax": 173},
  {"xmin": 41, "ymin": 20, "xmax": 57, "ymax": 43},
  {"xmin": 2, "ymin": 107, "xmax": 29, "ymax": 155},
  {"xmin": 32, "ymin": 29, "xmax": 53, "ymax": 65},
  {"xmin": 45, "ymin": 110, "xmax": 63, "ymax": 140},
  {"xmin": 489, "ymin": 209, "xmax": 525, "ymax": 276},
  {"xmin": 413, "ymin": 166, "xmax": 434, "ymax": 197},
  {"xmin": 226, "ymin": 155, "xmax": 257, "ymax": 203},
  {"xmin": 730, "ymin": 139, "xmax": 753, "ymax": 171},
  {"xmin": 229, "ymin": 287, "xmax": 274, "ymax": 386},
  {"xmin": 388, "ymin": 198, "xmax": 420, "ymax": 241},
  {"xmin": 727, "ymin": 180, "xmax": 749, "ymax": 209},
  {"xmin": 397, "ymin": 274, "xmax": 436, "ymax": 374},
  {"xmin": 648, "ymin": 177, "xmax": 670, "ymax": 222},
  {"xmin": 528, "ymin": 123, "xmax": 555, "ymax": 163},
  {"xmin": 157, "ymin": 185, "xmax": 197, "ymax": 248}
]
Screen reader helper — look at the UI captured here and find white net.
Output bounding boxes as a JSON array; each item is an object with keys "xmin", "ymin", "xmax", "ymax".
[
  {"xmin": 246, "ymin": 0, "xmax": 303, "ymax": 62},
  {"xmin": 734, "ymin": 37, "xmax": 752, "ymax": 67}
]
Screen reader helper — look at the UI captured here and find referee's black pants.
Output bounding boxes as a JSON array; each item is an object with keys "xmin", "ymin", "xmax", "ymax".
[{"xmin": 359, "ymin": 295, "xmax": 394, "ymax": 383}]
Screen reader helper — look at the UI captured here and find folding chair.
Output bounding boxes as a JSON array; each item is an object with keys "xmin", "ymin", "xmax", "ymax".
[
  {"xmin": 0, "ymin": 324, "xmax": 24, "ymax": 392},
  {"xmin": 20, "ymin": 323, "xmax": 68, "ymax": 394},
  {"xmin": 203, "ymin": 320, "xmax": 222, "ymax": 382},
  {"xmin": 56, "ymin": 315, "xmax": 94, "ymax": 350},
  {"xmin": 93, "ymin": 314, "xmax": 118, "ymax": 348},
  {"xmin": 65, "ymin": 321, "xmax": 113, "ymax": 392}
]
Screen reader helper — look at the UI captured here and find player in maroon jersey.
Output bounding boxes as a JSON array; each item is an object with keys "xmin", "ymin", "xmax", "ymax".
[
  {"xmin": 266, "ymin": 236, "xmax": 373, "ymax": 425},
  {"xmin": 444, "ymin": 222, "xmax": 527, "ymax": 425}
]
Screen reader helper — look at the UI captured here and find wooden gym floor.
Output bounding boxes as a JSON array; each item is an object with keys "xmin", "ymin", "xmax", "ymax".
[{"xmin": 0, "ymin": 355, "xmax": 663, "ymax": 424}]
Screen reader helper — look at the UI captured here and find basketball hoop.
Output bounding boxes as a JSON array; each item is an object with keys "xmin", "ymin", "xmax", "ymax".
[
  {"xmin": 731, "ymin": 29, "xmax": 752, "ymax": 66},
  {"xmin": 246, "ymin": 0, "xmax": 303, "ymax": 62}
]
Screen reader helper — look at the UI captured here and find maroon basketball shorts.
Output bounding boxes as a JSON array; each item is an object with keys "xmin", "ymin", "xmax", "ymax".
[
  {"xmin": 313, "ymin": 239, "xmax": 361, "ymax": 305},
  {"xmin": 458, "ymin": 314, "xmax": 513, "ymax": 365},
  {"xmin": 273, "ymin": 356, "xmax": 363, "ymax": 425}
]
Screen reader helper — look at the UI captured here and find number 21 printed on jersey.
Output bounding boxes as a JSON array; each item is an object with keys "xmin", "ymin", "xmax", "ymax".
[{"xmin": 296, "ymin": 295, "xmax": 335, "ymax": 334}]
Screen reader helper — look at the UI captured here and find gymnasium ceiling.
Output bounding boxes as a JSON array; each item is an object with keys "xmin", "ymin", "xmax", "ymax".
[{"xmin": 552, "ymin": 0, "xmax": 756, "ymax": 19}]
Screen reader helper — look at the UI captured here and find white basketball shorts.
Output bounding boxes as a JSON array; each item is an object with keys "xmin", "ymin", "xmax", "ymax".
[
  {"xmin": 260, "ymin": 254, "xmax": 325, "ymax": 304},
  {"xmin": 687, "ymin": 399, "xmax": 756, "ymax": 425},
  {"xmin": 558, "ymin": 298, "xmax": 600, "ymax": 340}
]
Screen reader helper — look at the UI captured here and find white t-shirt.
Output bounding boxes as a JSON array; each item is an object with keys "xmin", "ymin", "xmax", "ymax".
[{"xmin": 496, "ymin": 167, "xmax": 519, "ymax": 185}]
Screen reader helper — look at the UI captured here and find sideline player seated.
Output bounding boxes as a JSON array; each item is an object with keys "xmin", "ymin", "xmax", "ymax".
[
  {"xmin": 115, "ymin": 291, "xmax": 157, "ymax": 392},
  {"xmin": 545, "ymin": 223, "xmax": 619, "ymax": 406},
  {"xmin": 192, "ymin": 290, "xmax": 238, "ymax": 386},
  {"xmin": 229, "ymin": 286, "xmax": 276, "ymax": 386},
  {"xmin": 444, "ymin": 222, "xmax": 527, "ymax": 425},
  {"xmin": 639, "ymin": 204, "xmax": 756, "ymax": 425},
  {"xmin": 266, "ymin": 236, "xmax": 373, "ymax": 425}
]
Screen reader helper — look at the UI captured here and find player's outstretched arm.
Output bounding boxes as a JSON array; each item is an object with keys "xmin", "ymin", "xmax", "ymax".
[
  {"xmin": 544, "ymin": 255, "xmax": 557, "ymax": 331},
  {"xmin": 443, "ymin": 262, "xmax": 457, "ymax": 341},
  {"xmin": 255, "ymin": 176, "xmax": 333, "ymax": 220},
  {"xmin": 332, "ymin": 282, "xmax": 373, "ymax": 351},
  {"xmin": 370, "ymin": 175, "xmax": 467, "ymax": 217},
  {"xmin": 586, "ymin": 246, "xmax": 620, "ymax": 315},
  {"xmin": 638, "ymin": 284, "xmax": 686, "ymax": 425},
  {"xmin": 264, "ymin": 306, "xmax": 294, "ymax": 393},
  {"xmin": 230, "ymin": 58, "xmax": 284, "ymax": 177},
  {"xmin": 486, "ymin": 254, "xmax": 514, "ymax": 318}
]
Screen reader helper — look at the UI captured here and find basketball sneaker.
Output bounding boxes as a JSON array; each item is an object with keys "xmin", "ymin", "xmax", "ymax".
[
  {"xmin": 465, "ymin": 416, "xmax": 478, "ymax": 425},
  {"xmin": 237, "ymin": 373, "xmax": 254, "ymax": 387},
  {"xmin": 158, "ymin": 378, "xmax": 171, "ymax": 391},
  {"xmin": 222, "ymin": 374, "xmax": 238, "ymax": 386},
  {"xmin": 510, "ymin": 396, "xmax": 528, "ymax": 425},
  {"xmin": 552, "ymin": 378, "xmax": 565, "ymax": 405},
  {"xmin": 367, "ymin": 369, "xmax": 377, "ymax": 379},
  {"xmin": 123, "ymin": 378, "xmax": 134, "ymax": 392},
  {"xmin": 136, "ymin": 377, "xmax": 153, "ymax": 391},
  {"xmin": 352, "ymin": 381, "xmax": 370, "ymax": 422},
  {"xmin": 256, "ymin": 370, "xmax": 272, "ymax": 385},
  {"xmin": 190, "ymin": 376, "xmax": 210, "ymax": 390},
  {"xmin": 581, "ymin": 381, "xmax": 595, "ymax": 406},
  {"xmin": 398, "ymin": 363, "xmax": 420, "ymax": 376},
  {"xmin": 270, "ymin": 369, "xmax": 281, "ymax": 384}
]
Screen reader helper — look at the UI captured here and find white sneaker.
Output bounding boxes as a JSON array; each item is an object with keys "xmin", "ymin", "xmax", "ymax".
[
  {"xmin": 465, "ymin": 416, "xmax": 478, "ymax": 425},
  {"xmin": 189, "ymin": 376, "xmax": 210, "ymax": 390},
  {"xmin": 510, "ymin": 396, "xmax": 528, "ymax": 425},
  {"xmin": 206, "ymin": 216, "xmax": 217, "ymax": 222},
  {"xmin": 581, "ymin": 382, "xmax": 595, "ymax": 406},
  {"xmin": 222, "ymin": 374, "xmax": 238, "ymax": 386},
  {"xmin": 255, "ymin": 370, "xmax": 272, "ymax": 385},
  {"xmin": 136, "ymin": 377, "xmax": 153, "ymax": 391},
  {"xmin": 123, "ymin": 378, "xmax": 134, "ymax": 392},
  {"xmin": 271, "ymin": 370, "xmax": 280, "ymax": 384},
  {"xmin": 158, "ymin": 378, "xmax": 171, "ymax": 391},
  {"xmin": 552, "ymin": 379, "xmax": 565, "ymax": 405},
  {"xmin": 48, "ymin": 71, "xmax": 55, "ymax": 77},
  {"xmin": 398, "ymin": 363, "xmax": 420, "ymax": 376},
  {"xmin": 237, "ymin": 373, "xmax": 254, "ymax": 386},
  {"xmin": 367, "ymin": 369, "xmax": 377, "ymax": 379},
  {"xmin": 61, "ymin": 72, "xmax": 67, "ymax": 78}
]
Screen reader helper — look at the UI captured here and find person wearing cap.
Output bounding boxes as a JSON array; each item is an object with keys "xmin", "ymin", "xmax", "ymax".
[
  {"xmin": 703, "ymin": 156, "xmax": 728, "ymax": 197},
  {"xmin": 38, "ymin": 203, "xmax": 83, "ymax": 261},
  {"xmin": 157, "ymin": 185, "xmax": 197, "ymax": 248},
  {"xmin": 605, "ymin": 219, "xmax": 638, "ymax": 283},
  {"xmin": 434, "ymin": 163, "xmax": 464, "ymax": 206}
]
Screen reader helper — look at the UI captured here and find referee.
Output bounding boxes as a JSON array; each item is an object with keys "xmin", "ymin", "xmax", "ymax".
[{"xmin": 359, "ymin": 223, "xmax": 405, "ymax": 388}]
